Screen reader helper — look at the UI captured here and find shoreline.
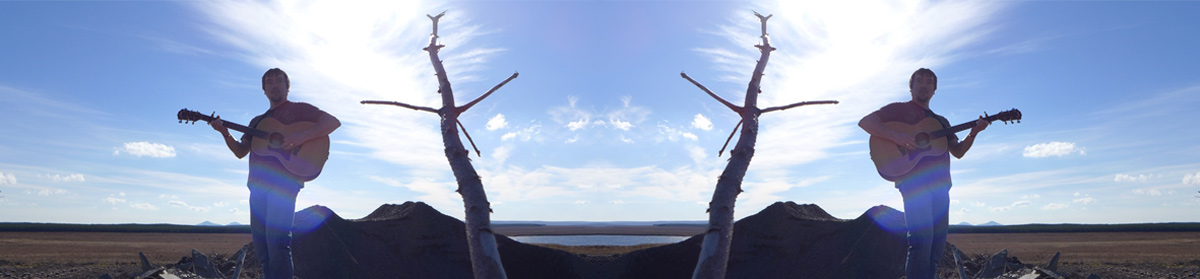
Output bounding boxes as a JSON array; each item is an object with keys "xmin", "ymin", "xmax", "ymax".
[{"xmin": 494, "ymin": 225, "xmax": 704, "ymax": 236}]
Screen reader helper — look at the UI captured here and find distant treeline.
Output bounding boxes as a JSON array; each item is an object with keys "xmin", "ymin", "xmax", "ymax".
[
  {"xmin": 0, "ymin": 222, "xmax": 250, "ymax": 233},
  {"xmin": 949, "ymin": 222, "xmax": 1200, "ymax": 234}
]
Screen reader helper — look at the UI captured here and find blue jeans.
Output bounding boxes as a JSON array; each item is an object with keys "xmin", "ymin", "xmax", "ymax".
[
  {"xmin": 248, "ymin": 179, "xmax": 300, "ymax": 279},
  {"xmin": 899, "ymin": 181, "xmax": 950, "ymax": 279}
]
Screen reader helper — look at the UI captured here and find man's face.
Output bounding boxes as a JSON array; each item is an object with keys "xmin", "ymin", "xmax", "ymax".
[
  {"xmin": 263, "ymin": 74, "xmax": 288, "ymax": 103},
  {"xmin": 910, "ymin": 73, "xmax": 936, "ymax": 103}
]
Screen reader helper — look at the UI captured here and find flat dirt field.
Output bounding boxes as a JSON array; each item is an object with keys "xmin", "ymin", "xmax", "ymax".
[
  {"xmin": 949, "ymin": 232, "xmax": 1200, "ymax": 278},
  {"xmin": 949, "ymin": 232, "xmax": 1200, "ymax": 264},
  {"xmin": 0, "ymin": 232, "xmax": 250, "ymax": 278}
]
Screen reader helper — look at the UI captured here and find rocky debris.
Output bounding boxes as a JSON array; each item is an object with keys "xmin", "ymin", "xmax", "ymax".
[
  {"xmin": 948, "ymin": 248, "xmax": 1104, "ymax": 279},
  {"xmin": 102, "ymin": 245, "xmax": 250, "ymax": 279}
]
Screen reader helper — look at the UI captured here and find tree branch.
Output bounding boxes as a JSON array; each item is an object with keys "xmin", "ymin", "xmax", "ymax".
[
  {"xmin": 360, "ymin": 100, "xmax": 440, "ymax": 113},
  {"xmin": 753, "ymin": 11, "xmax": 772, "ymax": 38},
  {"xmin": 457, "ymin": 72, "xmax": 519, "ymax": 114},
  {"xmin": 457, "ymin": 119, "xmax": 482, "ymax": 157},
  {"xmin": 718, "ymin": 120, "xmax": 743, "ymax": 157},
  {"xmin": 760, "ymin": 100, "xmax": 839, "ymax": 114},
  {"xmin": 681, "ymin": 72, "xmax": 743, "ymax": 114},
  {"xmin": 427, "ymin": 11, "xmax": 446, "ymax": 37},
  {"xmin": 423, "ymin": 11, "xmax": 447, "ymax": 52}
]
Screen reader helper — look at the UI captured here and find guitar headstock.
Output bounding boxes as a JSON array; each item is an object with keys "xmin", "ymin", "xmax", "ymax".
[
  {"xmin": 176, "ymin": 108, "xmax": 214, "ymax": 124},
  {"xmin": 985, "ymin": 108, "xmax": 1022, "ymax": 125}
]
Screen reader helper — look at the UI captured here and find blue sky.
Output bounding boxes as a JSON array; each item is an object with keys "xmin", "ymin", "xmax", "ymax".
[{"xmin": 2, "ymin": 0, "xmax": 1198, "ymax": 226}]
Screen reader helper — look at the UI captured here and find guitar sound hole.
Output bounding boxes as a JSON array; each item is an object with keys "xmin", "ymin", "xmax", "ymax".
[
  {"xmin": 269, "ymin": 133, "xmax": 285, "ymax": 148},
  {"xmin": 915, "ymin": 133, "xmax": 931, "ymax": 148}
]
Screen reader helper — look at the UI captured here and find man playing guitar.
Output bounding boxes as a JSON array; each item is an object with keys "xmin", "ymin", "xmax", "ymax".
[
  {"xmin": 210, "ymin": 68, "xmax": 340, "ymax": 279},
  {"xmin": 858, "ymin": 68, "xmax": 987, "ymax": 279}
]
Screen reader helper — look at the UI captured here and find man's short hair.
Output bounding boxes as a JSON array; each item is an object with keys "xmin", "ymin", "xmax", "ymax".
[
  {"xmin": 909, "ymin": 68, "xmax": 937, "ymax": 90},
  {"xmin": 262, "ymin": 68, "xmax": 290, "ymax": 90}
]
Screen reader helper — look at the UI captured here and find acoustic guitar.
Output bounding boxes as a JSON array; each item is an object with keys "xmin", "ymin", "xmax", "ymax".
[
  {"xmin": 177, "ymin": 108, "xmax": 330, "ymax": 181},
  {"xmin": 869, "ymin": 108, "xmax": 1021, "ymax": 182}
]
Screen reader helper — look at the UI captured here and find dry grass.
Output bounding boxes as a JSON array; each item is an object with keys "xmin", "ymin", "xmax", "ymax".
[
  {"xmin": 0, "ymin": 232, "xmax": 250, "ymax": 265},
  {"xmin": 948, "ymin": 231, "xmax": 1200, "ymax": 265}
]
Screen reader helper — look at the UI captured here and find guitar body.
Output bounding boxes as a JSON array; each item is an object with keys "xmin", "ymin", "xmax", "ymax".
[
  {"xmin": 249, "ymin": 117, "xmax": 330, "ymax": 182},
  {"xmin": 869, "ymin": 117, "xmax": 949, "ymax": 182}
]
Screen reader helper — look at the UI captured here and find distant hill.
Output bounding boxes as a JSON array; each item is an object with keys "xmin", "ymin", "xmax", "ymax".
[
  {"xmin": 493, "ymin": 220, "xmax": 706, "ymax": 227},
  {"xmin": 0, "ymin": 222, "xmax": 250, "ymax": 233},
  {"xmin": 979, "ymin": 221, "xmax": 1004, "ymax": 226},
  {"xmin": 197, "ymin": 221, "xmax": 244, "ymax": 227}
]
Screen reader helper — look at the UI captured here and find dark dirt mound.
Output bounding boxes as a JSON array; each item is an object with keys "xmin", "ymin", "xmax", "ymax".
[
  {"xmin": 602, "ymin": 202, "xmax": 909, "ymax": 279},
  {"xmin": 290, "ymin": 202, "xmax": 592, "ymax": 279},
  {"xmin": 283, "ymin": 201, "xmax": 920, "ymax": 279}
]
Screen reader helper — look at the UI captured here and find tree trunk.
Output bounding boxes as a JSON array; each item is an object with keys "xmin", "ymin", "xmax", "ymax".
[
  {"xmin": 691, "ymin": 12, "xmax": 773, "ymax": 279},
  {"xmin": 425, "ymin": 13, "xmax": 508, "ymax": 279}
]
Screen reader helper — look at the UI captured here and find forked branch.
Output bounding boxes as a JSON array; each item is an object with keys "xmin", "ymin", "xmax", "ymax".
[
  {"xmin": 681, "ymin": 72, "xmax": 743, "ymax": 114},
  {"xmin": 761, "ymin": 100, "xmax": 840, "ymax": 113},
  {"xmin": 359, "ymin": 100, "xmax": 439, "ymax": 113},
  {"xmin": 458, "ymin": 72, "xmax": 520, "ymax": 114}
]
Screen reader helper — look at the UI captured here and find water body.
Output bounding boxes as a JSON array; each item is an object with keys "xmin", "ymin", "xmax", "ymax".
[{"xmin": 510, "ymin": 235, "xmax": 690, "ymax": 246}]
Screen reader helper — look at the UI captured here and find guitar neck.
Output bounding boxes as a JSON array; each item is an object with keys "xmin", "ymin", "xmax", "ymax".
[
  {"xmin": 195, "ymin": 115, "xmax": 269, "ymax": 139},
  {"xmin": 930, "ymin": 114, "xmax": 1003, "ymax": 139}
]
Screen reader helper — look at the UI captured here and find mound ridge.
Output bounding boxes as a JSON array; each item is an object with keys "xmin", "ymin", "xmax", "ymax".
[
  {"xmin": 605, "ymin": 202, "xmax": 907, "ymax": 279},
  {"xmin": 286, "ymin": 201, "xmax": 912, "ymax": 279}
]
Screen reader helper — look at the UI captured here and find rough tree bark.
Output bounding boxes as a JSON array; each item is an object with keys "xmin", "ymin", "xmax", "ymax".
[
  {"xmin": 361, "ymin": 12, "xmax": 516, "ymax": 279},
  {"xmin": 686, "ymin": 12, "xmax": 838, "ymax": 279}
]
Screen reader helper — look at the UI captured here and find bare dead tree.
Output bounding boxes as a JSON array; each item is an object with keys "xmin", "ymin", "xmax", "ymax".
[
  {"xmin": 685, "ymin": 12, "xmax": 838, "ymax": 279},
  {"xmin": 361, "ymin": 12, "xmax": 516, "ymax": 279}
]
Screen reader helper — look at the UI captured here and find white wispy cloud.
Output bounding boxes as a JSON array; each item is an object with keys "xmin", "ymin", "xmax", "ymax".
[
  {"xmin": 169, "ymin": 200, "xmax": 210, "ymax": 212},
  {"xmin": 657, "ymin": 121, "xmax": 698, "ymax": 142},
  {"xmin": 1041, "ymin": 203, "xmax": 1069, "ymax": 210},
  {"xmin": 691, "ymin": 114, "xmax": 714, "ymax": 131},
  {"xmin": 486, "ymin": 114, "xmax": 508, "ymax": 131},
  {"xmin": 1114, "ymin": 173, "xmax": 1153, "ymax": 183},
  {"xmin": 1184, "ymin": 171, "xmax": 1200, "ymax": 185},
  {"xmin": 990, "ymin": 200, "xmax": 1031, "ymax": 212},
  {"xmin": 103, "ymin": 197, "xmax": 127, "ymax": 205},
  {"xmin": 1023, "ymin": 142, "xmax": 1086, "ymax": 158},
  {"xmin": 0, "ymin": 172, "xmax": 15, "ymax": 185},
  {"xmin": 130, "ymin": 203, "xmax": 158, "ymax": 210},
  {"xmin": 33, "ymin": 188, "xmax": 67, "ymax": 196},
  {"xmin": 49, "ymin": 173, "xmax": 86, "ymax": 183},
  {"xmin": 1131, "ymin": 188, "xmax": 1165, "ymax": 196},
  {"xmin": 567, "ymin": 118, "xmax": 590, "ymax": 131},
  {"xmin": 114, "ymin": 142, "xmax": 177, "ymax": 158},
  {"xmin": 610, "ymin": 119, "xmax": 633, "ymax": 131},
  {"xmin": 500, "ymin": 121, "xmax": 542, "ymax": 142},
  {"xmin": 491, "ymin": 145, "xmax": 512, "ymax": 164}
]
